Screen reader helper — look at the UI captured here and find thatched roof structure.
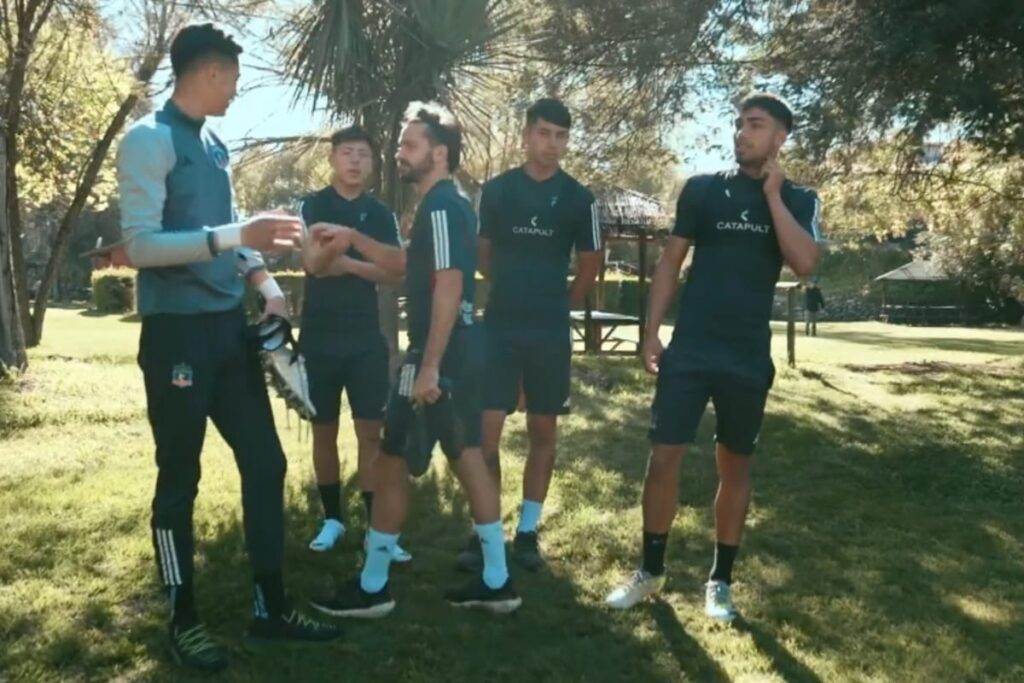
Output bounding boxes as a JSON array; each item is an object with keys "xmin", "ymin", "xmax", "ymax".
[
  {"xmin": 592, "ymin": 186, "xmax": 669, "ymax": 236},
  {"xmin": 875, "ymin": 260, "xmax": 950, "ymax": 282}
]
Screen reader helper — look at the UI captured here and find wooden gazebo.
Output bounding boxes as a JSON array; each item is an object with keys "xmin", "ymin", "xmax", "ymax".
[
  {"xmin": 875, "ymin": 260, "xmax": 963, "ymax": 325},
  {"xmin": 573, "ymin": 186, "xmax": 669, "ymax": 354}
]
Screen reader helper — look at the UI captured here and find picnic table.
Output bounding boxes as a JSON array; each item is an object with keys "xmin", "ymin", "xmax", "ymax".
[
  {"xmin": 570, "ymin": 310, "xmax": 641, "ymax": 355},
  {"xmin": 880, "ymin": 304, "xmax": 961, "ymax": 326}
]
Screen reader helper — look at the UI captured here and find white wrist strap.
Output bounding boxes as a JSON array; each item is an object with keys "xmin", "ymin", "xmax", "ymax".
[
  {"xmin": 258, "ymin": 277, "xmax": 285, "ymax": 301},
  {"xmin": 211, "ymin": 224, "xmax": 244, "ymax": 253}
]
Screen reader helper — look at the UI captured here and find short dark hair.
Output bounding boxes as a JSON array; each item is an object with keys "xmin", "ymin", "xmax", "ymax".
[
  {"xmin": 526, "ymin": 97, "xmax": 571, "ymax": 129},
  {"xmin": 330, "ymin": 125, "xmax": 377, "ymax": 154},
  {"xmin": 739, "ymin": 92, "xmax": 794, "ymax": 133},
  {"xmin": 170, "ymin": 23, "xmax": 243, "ymax": 78},
  {"xmin": 403, "ymin": 101, "xmax": 462, "ymax": 172}
]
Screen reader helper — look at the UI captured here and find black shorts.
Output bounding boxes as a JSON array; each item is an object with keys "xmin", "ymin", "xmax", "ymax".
[
  {"xmin": 482, "ymin": 326, "xmax": 571, "ymax": 415},
  {"xmin": 648, "ymin": 370, "xmax": 773, "ymax": 455},
  {"xmin": 304, "ymin": 340, "xmax": 389, "ymax": 423},
  {"xmin": 381, "ymin": 327, "xmax": 483, "ymax": 461}
]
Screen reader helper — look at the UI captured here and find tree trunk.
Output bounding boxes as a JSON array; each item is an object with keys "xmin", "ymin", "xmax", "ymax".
[
  {"xmin": 30, "ymin": 52, "xmax": 162, "ymax": 343},
  {"xmin": 0, "ymin": 138, "xmax": 28, "ymax": 373},
  {"xmin": 4, "ymin": 112, "xmax": 32, "ymax": 345},
  {"xmin": 374, "ymin": 111, "xmax": 405, "ymax": 373},
  {"xmin": 3, "ymin": 0, "xmax": 60, "ymax": 346}
]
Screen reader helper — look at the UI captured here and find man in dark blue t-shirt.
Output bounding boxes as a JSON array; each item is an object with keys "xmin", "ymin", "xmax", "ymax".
[
  {"xmin": 299, "ymin": 126, "xmax": 410, "ymax": 563},
  {"xmin": 458, "ymin": 98, "xmax": 601, "ymax": 572},
  {"xmin": 606, "ymin": 92, "xmax": 821, "ymax": 621},
  {"xmin": 306, "ymin": 102, "xmax": 521, "ymax": 618}
]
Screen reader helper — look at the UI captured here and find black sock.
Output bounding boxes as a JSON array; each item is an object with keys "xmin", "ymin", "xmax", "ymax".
[
  {"xmin": 642, "ymin": 531, "xmax": 669, "ymax": 577},
  {"xmin": 361, "ymin": 491, "xmax": 374, "ymax": 522},
  {"xmin": 318, "ymin": 483, "xmax": 342, "ymax": 523},
  {"xmin": 709, "ymin": 543, "xmax": 739, "ymax": 585},
  {"xmin": 254, "ymin": 572, "xmax": 286, "ymax": 619},
  {"xmin": 169, "ymin": 582, "xmax": 198, "ymax": 628}
]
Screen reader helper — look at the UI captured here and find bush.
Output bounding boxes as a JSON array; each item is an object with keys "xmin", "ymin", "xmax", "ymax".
[{"xmin": 90, "ymin": 269, "xmax": 135, "ymax": 313}]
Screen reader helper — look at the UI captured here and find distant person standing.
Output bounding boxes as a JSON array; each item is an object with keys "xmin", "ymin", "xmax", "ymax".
[{"xmin": 804, "ymin": 282, "xmax": 825, "ymax": 336}]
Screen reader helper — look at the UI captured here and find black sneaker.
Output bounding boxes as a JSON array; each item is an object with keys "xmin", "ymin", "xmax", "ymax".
[
  {"xmin": 168, "ymin": 622, "xmax": 229, "ymax": 672},
  {"xmin": 455, "ymin": 534, "xmax": 482, "ymax": 573},
  {"xmin": 445, "ymin": 576, "xmax": 522, "ymax": 614},
  {"xmin": 309, "ymin": 578, "xmax": 396, "ymax": 619},
  {"xmin": 512, "ymin": 531, "xmax": 545, "ymax": 572},
  {"xmin": 246, "ymin": 606, "xmax": 343, "ymax": 643}
]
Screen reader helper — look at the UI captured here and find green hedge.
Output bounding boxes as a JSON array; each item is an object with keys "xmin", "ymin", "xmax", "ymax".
[
  {"xmin": 475, "ymin": 275, "xmax": 662, "ymax": 317},
  {"xmin": 90, "ymin": 269, "xmax": 135, "ymax": 313},
  {"xmin": 86, "ymin": 268, "xmax": 665, "ymax": 319},
  {"xmin": 266, "ymin": 270, "xmax": 664, "ymax": 320}
]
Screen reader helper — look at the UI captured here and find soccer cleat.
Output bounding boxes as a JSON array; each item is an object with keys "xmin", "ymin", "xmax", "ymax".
[
  {"xmin": 445, "ymin": 576, "xmax": 522, "ymax": 614},
  {"xmin": 605, "ymin": 570, "xmax": 666, "ymax": 610},
  {"xmin": 455, "ymin": 533, "xmax": 483, "ymax": 573},
  {"xmin": 704, "ymin": 580, "xmax": 737, "ymax": 622},
  {"xmin": 309, "ymin": 518, "xmax": 346, "ymax": 552},
  {"xmin": 246, "ymin": 606, "xmax": 343, "ymax": 642},
  {"xmin": 252, "ymin": 315, "xmax": 317, "ymax": 420},
  {"xmin": 168, "ymin": 622, "xmax": 229, "ymax": 672},
  {"xmin": 403, "ymin": 377, "xmax": 453, "ymax": 477},
  {"xmin": 310, "ymin": 578, "xmax": 396, "ymax": 619},
  {"xmin": 512, "ymin": 531, "xmax": 545, "ymax": 572},
  {"xmin": 404, "ymin": 404, "xmax": 436, "ymax": 477}
]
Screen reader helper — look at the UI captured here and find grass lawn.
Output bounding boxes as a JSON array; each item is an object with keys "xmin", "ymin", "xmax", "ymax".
[{"xmin": 1, "ymin": 308, "xmax": 1022, "ymax": 682}]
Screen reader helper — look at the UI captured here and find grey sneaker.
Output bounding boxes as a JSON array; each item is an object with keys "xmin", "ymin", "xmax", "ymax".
[
  {"xmin": 704, "ymin": 580, "xmax": 737, "ymax": 622},
  {"xmin": 605, "ymin": 570, "xmax": 665, "ymax": 610}
]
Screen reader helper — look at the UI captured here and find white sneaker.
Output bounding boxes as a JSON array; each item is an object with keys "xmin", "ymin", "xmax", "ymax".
[
  {"xmin": 309, "ymin": 519, "xmax": 346, "ymax": 552},
  {"xmin": 704, "ymin": 580, "xmax": 737, "ymax": 622},
  {"xmin": 363, "ymin": 535, "xmax": 413, "ymax": 563},
  {"xmin": 605, "ymin": 570, "xmax": 665, "ymax": 609}
]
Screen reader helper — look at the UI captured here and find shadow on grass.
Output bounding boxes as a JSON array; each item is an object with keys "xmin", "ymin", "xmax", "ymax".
[
  {"xmin": 745, "ymin": 378, "xmax": 1023, "ymax": 679},
  {"xmin": 731, "ymin": 616, "xmax": 825, "ymax": 683},
  {"xmin": 173, "ymin": 466, "xmax": 707, "ymax": 682},
  {"xmin": 4, "ymin": 357, "xmax": 1022, "ymax": 681},
  {"xmin": 77, "ymin": 308, "xmax": 140, "ymax": 323},
  {"xmin": 822, "ymin": 329, "xmax": 1024, "ymax": 357},
  {"xmin": 2, "ymin": 455, "xmax": 713, "ymax": 682},
  {"xmin": 648, "ymin": 601, "xmax": 733, "ymax": 682},
  {"xmin": 554, "ymin": 357, "xmax": 1022, "ymax": 680}
]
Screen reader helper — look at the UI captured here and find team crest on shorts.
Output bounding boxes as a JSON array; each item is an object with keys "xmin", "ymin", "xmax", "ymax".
[{"xmin": 171, "ymin": 363, "xmax": 193, "ymax": 388}]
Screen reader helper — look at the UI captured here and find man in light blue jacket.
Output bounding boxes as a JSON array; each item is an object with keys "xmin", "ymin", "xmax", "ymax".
[{"xmin": 116, "ymin": 22, "xmax": 341, "ymax": 672}]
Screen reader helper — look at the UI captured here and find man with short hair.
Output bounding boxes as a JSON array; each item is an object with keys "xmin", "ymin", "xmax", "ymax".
[
  {"xmin": 300, "ymin": 125, "xmax": 411, "ymax": 564},
  {"xmin": 116, "ymin": 22, "xmax": 341, "ymax": 672},
  {"xmin": 605, "ymin": 92, "xmax": 821, "ymax": 621},
  {"xmin": 308, "ymin": 102, "xmax": 521, "ymax": 617},
  {"xmin": 458, "ymin": 97, "xmax": 601, "ymax": 572}
]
